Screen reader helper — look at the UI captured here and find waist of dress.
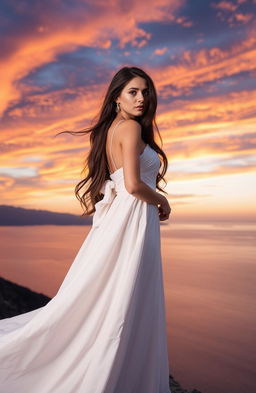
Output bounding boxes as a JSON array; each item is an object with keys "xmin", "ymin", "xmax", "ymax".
[
  {"xmin": 92, "ymin": 178, "xmax": 156, "ymax": 228},
  {"xmin": 101, "ymin": 178, "xmax": 156, "ymax": 197},
  {"xmin": 114, "ymin": 180, "xmax": 156, "ymax": 195}
]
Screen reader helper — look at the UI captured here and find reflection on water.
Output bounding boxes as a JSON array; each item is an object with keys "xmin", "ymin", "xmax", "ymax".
[{"xmin": 0, "ymin": 222, "xmax": 255, "ymax": 393}]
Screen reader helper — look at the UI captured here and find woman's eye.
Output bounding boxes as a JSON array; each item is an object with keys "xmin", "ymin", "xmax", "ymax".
[{"xmin": 129, "ymin": 90, "xmax": 149, "ymax": 96}]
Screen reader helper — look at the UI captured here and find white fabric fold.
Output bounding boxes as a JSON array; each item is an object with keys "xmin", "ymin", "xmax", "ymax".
[{"xmin": 92, "ymin": 179, "xmax": 117, "ymax": 228}]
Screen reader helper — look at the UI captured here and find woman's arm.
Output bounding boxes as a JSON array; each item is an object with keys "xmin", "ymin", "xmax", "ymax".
[{"xmin": 119, "ymin": 119, "xmax": 168, "ymax": 207}]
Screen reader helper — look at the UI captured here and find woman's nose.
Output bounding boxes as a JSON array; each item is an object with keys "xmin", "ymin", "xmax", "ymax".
[{"xmin": 137, "ymin": 92, "xmax": 144, "ymax": 102}]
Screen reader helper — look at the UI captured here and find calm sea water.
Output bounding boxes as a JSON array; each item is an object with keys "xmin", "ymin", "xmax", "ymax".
[{"xmin": 0, "ymin": 222, "xmax": 255, "ymax": 393}]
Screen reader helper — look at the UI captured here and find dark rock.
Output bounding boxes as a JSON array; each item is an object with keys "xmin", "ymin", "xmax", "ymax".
[
  {"xmin": 0, "ymin": 276, "xmax": 51, "ymax": 318},
  {"xmin": 169, "ymin": 373, "xmax": 203, "ymax": 393}
]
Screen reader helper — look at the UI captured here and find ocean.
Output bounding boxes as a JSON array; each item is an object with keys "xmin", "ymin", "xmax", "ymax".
[{"xmin": 0, "ymin": 222, "xmax": 255, "ymax": 393}]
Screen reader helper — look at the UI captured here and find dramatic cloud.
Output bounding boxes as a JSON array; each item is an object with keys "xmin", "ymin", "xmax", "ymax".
[{"xmin": 1, "ymin": 0, "xmax": 256, "ymax": 219}]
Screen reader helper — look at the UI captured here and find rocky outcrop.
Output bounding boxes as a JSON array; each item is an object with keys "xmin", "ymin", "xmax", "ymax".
[
  {"xmin": 169, "ymin": 374, "xmax": 202, "ymax": 393},
  {"xmin": 0, "ymin": 276, "xmax": 50, "ymax": 318}
]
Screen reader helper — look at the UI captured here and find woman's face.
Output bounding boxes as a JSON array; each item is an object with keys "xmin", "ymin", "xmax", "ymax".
[{"xmin": 116, "ymin": 76, "xmax": 149, "ymax": 119}]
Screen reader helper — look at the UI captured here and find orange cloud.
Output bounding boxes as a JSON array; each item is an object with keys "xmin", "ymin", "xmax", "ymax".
[
  {"xmin": 212, "ymin": 1, "xmax": 238, "ymax": 12},
  {"xmin": 0, "ymin": 0, "xmax": 183, "ymax": 116},
  {"xmin": 152, "ymin": 33, "xmax": 256, "ymax": 94},
  {"xmin": 154, "ymin": 47, "xmax": 168, "ymax": 56},
  {"xmin": 1, "ymin": 0, "xmax": 255, "ymax": 218},
  {"xmin": 234, "ymin": 12, "xmax": 254, "ymax": 23}
]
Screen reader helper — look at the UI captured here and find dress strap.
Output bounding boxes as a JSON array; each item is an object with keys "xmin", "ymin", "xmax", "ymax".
[{"xmin": 109, "ymin": 119, "xmax": 125, "ymax": 171}]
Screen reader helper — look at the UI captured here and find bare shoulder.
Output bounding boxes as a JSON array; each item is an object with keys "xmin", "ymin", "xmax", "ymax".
[
  {"xmin": 119, "ymin": 118, "xmax": 141, "ymax": 130},
  {"xmin": 118, "ymin": 119, "xmax": 142, "ymax": 144}
]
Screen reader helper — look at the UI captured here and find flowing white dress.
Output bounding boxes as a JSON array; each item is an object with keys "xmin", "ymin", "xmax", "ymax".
[{"xmin": 0, "ymin": 121, "xmax": 171, "ymax": 393}]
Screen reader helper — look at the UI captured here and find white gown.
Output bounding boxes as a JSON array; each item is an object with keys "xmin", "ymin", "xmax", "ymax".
[{"xmin": 0, "ymin": 121, "xmax": 171, "ymax": 393}]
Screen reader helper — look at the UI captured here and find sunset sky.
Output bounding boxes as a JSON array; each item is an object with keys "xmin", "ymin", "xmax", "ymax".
[{"xmin": 1, "ymin": 0, "xmax": 255, "ymax": 222}]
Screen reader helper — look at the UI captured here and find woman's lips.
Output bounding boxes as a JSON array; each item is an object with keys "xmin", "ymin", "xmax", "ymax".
[{"xmin": 136, "ymin": 106, "xmax": 144, "ymax": 110}]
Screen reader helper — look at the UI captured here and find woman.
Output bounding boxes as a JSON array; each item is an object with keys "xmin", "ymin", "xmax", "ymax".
[{"xmin": 0, "ymin": 66, "xmax": 172, "ymax": 393}]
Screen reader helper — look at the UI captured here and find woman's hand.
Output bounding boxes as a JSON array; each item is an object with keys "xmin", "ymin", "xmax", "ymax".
[{"xmin": 158, "ymin": 196, "xmax": 171, "ymax": 221}]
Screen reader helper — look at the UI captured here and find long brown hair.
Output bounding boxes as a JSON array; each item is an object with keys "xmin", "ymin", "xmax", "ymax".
[{"xmin": 55, "ymin": 66, "xmax": 168, "ymax": 217}]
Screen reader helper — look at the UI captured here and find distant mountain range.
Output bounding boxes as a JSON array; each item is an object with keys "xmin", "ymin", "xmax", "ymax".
[{"xmin": 0, "ymin": 205, "xmax": 92, "ymax": 226}]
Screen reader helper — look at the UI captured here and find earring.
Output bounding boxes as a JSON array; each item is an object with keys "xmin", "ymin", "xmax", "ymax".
[{"xmin": 115, "ymin": 102, "xmax": 120, "ymax": 113}]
